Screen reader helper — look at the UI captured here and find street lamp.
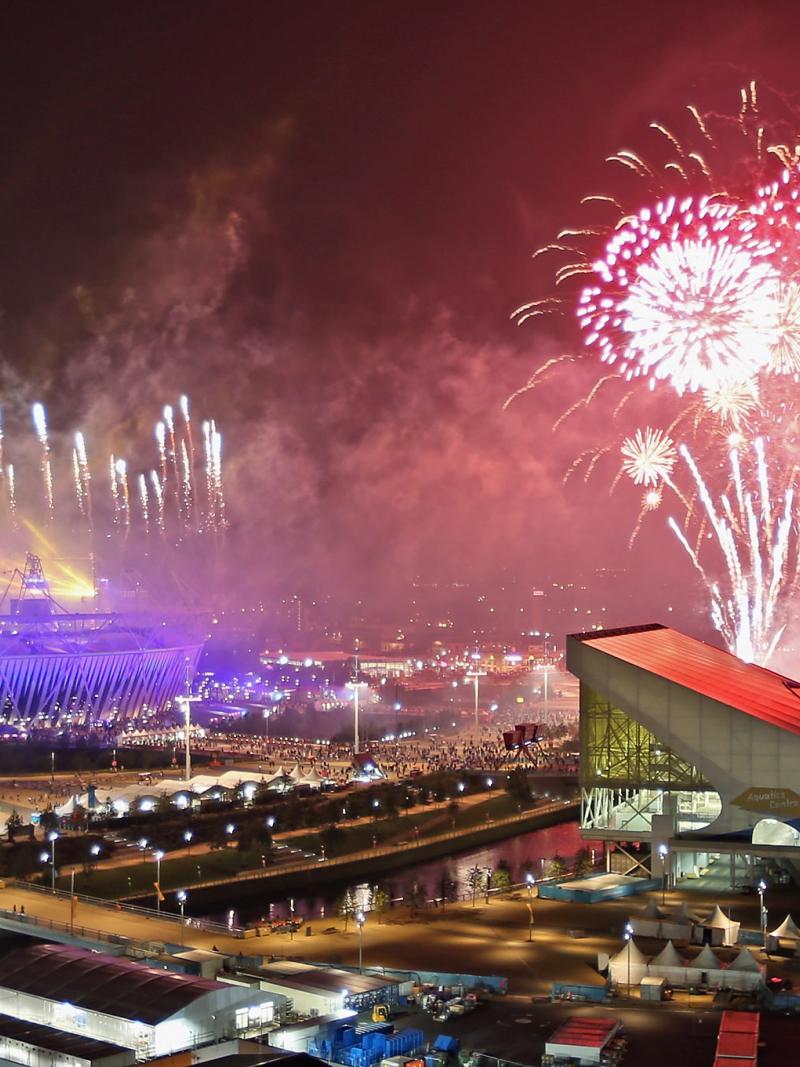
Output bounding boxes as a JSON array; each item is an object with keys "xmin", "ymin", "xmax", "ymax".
[
  {"xmin": 526, "ymin": 873, "xmax": 535, "ymax": 941},
  {"xmin": 485, "ymin": 867, "xmax": 493, "ymax": 904},
  {"xmin": 48, "ymin": 831, "xmax": 59, "ymax": 893},
  {"xmin": 624, "ymin": 922, "xmax": 634, "ymax": 997},
  {"xmin": 183, "ymin": 829, "xmax": 193, "ymax": 853},
  {"xmin": 758, "ymin": 880, "xmax": 767, "ymax": 944},
  {"xmin": 356, "ymin": 909, "xmax": 366, "ymax": 973},
  {"xmin": 177, "ymin": 889, "xmax": 187, "ymax": 945},
  {"xmin": 153, "ymin": 850, "xmax": 164, "ymax": 912},
  {"xmin": 658, "ymin": 843, "xmax": 669, "ymax": 907}
]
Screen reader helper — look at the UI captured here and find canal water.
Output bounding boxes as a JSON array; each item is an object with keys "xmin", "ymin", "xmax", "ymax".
[{"xmin": 209, "ymin": 819, "xmax": 582, "ymax": 927}]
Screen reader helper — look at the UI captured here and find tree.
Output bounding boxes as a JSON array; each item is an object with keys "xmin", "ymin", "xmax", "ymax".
[
  {"xmin": 39, "ymin": 809, "xmax": 58, "ymax": 835},
  {"xmin": 573, "ymin": 847, "xmax": 594, "ymax": 878},
  {"xmin": 336, "ymin": 888, "xmax": 357, "ymax": 931},
  {"xmin": 546, "ymin": 853, "xmax": 567, "ymax": 880},
  {"xmin": 467, "ymin": 866, "xmax": 484, "ymax": 907},
  {"xmin": 407, "ymin": 881, "xmax": 426, "ymax": 915},
  {"xmin": 491, "ymin": 867, "xmax": 512, "ymax": 894},
  {"xmin": 6, "ymin": 810, "xmax": 22, "ymax": 842},
  {"xmin": 370, "ymin": 885, "xmax": 390, "ymax": 923},
  {"xmin": 320, "ymin": 823, "xmax": 346, "ymax": 857},
  {"xmin": 438, "ymin": 872, "xmax": 458, "ymax": 909},
  {"xmin": 504, "ymin": 769, "xmax": 532, "ymax": 805}
]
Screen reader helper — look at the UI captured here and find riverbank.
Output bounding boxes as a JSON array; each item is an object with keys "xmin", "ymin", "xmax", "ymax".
[{"xmin": 123, "ymin": 798, "xmax": 580, "ymax": 910}]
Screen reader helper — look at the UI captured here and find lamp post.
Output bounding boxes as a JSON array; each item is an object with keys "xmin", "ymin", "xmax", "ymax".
[
  {"xmin": 48, "ymin": 831, "xmax": 58, "ymax": 893},
  {"xmin": 526, "ymin": 873, "xmax": 535, "ymax": 941},
  {"xmin": 758, "ymin": 880, "xmax": 767, "ymax": 945},
  {"xmin": 658, "ymin": 843, "xmax": 669, "ymax": 907},
  {"xmin": 466, "ymin": 656, "xmax": 486, "ymax": 733},
  {"xmin": 154, "ymin": 850, "xmax": 164, "ymax": 913},
  {"xmin": 356, "ymin": 909, "xmax": 366, "ymax": 973},
  {"xmin": 183, "ymin": 829, "xmax": 193, "ymax": 854},
  {"xmin": 485, "ymin": 867, "xmax": 492, "ymax": 904},
  {"xmin": 624, "ymin": 922, "xmax": 634, "ymax": 997},
  {"xmin": 177, "ymin": 889, "xmax": 187, "ymax": 943}
]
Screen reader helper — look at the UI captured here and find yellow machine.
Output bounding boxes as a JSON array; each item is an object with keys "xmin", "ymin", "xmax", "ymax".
[{"xmin": 371, "ymin": 1004, "xmax": 391, "ymax": 1023}]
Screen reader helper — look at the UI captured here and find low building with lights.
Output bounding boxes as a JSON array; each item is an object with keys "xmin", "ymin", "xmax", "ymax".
[{"xmin": 0, "ymin": 942, "xmax": 278, "ymax": 1060}]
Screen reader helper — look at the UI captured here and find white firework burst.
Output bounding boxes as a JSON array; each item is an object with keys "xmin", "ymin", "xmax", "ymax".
[{"xmin": 621, "ymin": 427, "xmax": 677, "ymax": 486}]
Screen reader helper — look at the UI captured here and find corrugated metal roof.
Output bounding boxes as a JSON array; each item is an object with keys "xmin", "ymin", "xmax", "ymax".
[
  {"xmin": 0, "ymin": 943, "xmax": 221, "ymax": 1025},
  {"xmin": 571, "ymin": 624, "xmax": 800, "ymax": 735},
  {"xmin": 0, "ymin": 1012, "xmax": 129, "ymax": 1061}
]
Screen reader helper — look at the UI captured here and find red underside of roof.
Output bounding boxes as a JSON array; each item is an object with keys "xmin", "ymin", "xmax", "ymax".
[
  {"xmin": 573, "ymin": 624, "xmax": 800, "ymax": 736},
  {"xmin": 716, "ymin": 1031, "xmax": 759, "ymax": 1058},
  {"xmin": 720, "ymin": 1011, "xmax": 760, "ymax": 1034},
  {"xmin": 714, "ymin": 1059, "xmax": 756, "ymax": 1067},
  {"xmin": 548, "ymin": 1016, "xmax": 617, "ymax": 1048}
]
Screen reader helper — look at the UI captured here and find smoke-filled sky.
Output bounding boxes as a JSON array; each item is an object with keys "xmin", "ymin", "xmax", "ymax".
[{"xmin": 0, "ymin": 1, "xmax": 798, "ymax": 632}]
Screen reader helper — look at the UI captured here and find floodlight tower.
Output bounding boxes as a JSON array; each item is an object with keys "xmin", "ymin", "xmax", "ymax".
[
  {"xmin": 175, "ymin": 658, "xmax": 200, "ymax": 781},
  {"xmin": 466, "ymin": 651, "xmax": 486, "ymax": 733},
  {"xmin": 348, "ymin": 641, "xmax": 367, "ymax": 753}
]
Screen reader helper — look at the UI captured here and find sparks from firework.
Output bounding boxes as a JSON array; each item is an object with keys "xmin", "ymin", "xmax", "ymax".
[
  {"xmin": 138, "ymin": 473, "xmax": 150, "ymax": 535},
  {"xmin": 179, "ymin": 394, "xmax": 196, "ymax": 524},
  {"xmin": 115, "ymin": 458, "xmax": 130, "ymax": 530},
  {"xmin": 74, "ymin": 431, "xmax": 93, "ymax": 531},
  {"xmin": 6, "ymin": 463, "xmax": 15, "ymax": 524},
  {"xmin": 150, "ymin": 470, "xmax": 165, "ymax": 534},
  {"xmin": 109, "ymin": 454, "xmax": 120, "ymax": 525},
  {"xmin": 703, "ymin": 378, "xmax": 761, "ymax": 426},
  {"xmin": 31, "ymin": 403, "xmax": 54, "ymax": 520},
  {"xmin": 668, "ymin": 438, "xmax": 796, "ymax": 664},
  {"xmin": 620, "ymin": 427, "xmax": 677, "ymax": 486}
]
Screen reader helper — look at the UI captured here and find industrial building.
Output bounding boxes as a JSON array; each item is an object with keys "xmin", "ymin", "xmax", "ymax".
[
  {"xmin": 226, "ymin": 961, "xmax": 404, "ymax": 1017},
  {"xmin": 567, "ymin": 623, "xmax": 800, "ymax": 887},
  {"xmin": 0, "ymin": 941, "xmax": 278, "ymax": 1060}
]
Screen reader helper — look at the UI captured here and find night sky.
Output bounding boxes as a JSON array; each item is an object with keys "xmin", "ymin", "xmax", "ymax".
[{"xmin": 0, "ymin": 1, "xmax": 797, "ymax": 634}]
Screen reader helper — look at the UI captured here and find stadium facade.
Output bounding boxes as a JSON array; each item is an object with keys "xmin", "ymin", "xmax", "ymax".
[
  {"xmin": 567, "ymin": 623, "xmax": 800, "ymax": 888},
  {"xmin": 0, "ymin": 555, "xmax": 206, "ymax": 726}
]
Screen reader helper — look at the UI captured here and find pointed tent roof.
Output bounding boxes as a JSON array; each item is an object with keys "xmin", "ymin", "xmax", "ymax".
[
  {"xmin": 703, "ymin": 905, "xmax": 735, "ymax": 929},
  {"xmin": 728, "ymin": 947, "xmax": 761, "ymax": 972},
  {"xmin": 609, "ymin": 939, "xmax": 648, "ymax": 967},
  {"xmin": 650, "ymin": 940, "xmax": 684, "ymax": 968},
  {"xmin": 642, "ymin": 899, "xmax": 662, "ymax": 919},
  {"xmin": 674, "ymin": 900, "xmax": 700, "ymax": 923},
  {"xmin": 769, "ymin": 913, "xmax": 800, "ymax": 940},
  {"xmin": 300, "ymin": 766, "xmax": 325, "ymax": 785},
  {"xmin": 691, "ymin": 945, "xmax": 720, "ymax": 970},
  {"xmin": 288, "ymin": 764, "xmax": 304, "ymax": 780},
  {"xmin": 266, "ymin": 766, "xmax": 289, "ymax": 781}
]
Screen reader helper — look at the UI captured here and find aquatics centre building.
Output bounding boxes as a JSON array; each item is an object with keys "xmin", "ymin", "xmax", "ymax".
[{"xmin": 567, "ymin": 623, "xmax": 800, "ymax": 888}]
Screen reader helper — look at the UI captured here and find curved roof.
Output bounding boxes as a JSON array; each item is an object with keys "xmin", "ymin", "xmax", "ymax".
[
  {"xmin": 571, "ymin": 624, "xmax": 800, "ymax": 735},
  {"xmin": 0, "ymin": 943, "xmax": 220, "ymax": 1024}
]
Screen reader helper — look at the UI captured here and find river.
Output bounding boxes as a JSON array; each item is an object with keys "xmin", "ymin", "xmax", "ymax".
[{"xmin": 206, "ymin": 818, "xmax": 582, "ymax": 927}]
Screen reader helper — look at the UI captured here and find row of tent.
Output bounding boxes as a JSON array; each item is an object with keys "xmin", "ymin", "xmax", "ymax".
[
  {"xmin": 608, "ymin": 939, "xmax": 764, "ymax": 992},
  {"xmin": 55, "ymin": 764, "xmax": 331, "ymax": 816},
  {"xmin": 629, "ymin": 900, "xmax": 740, "ymax": 947}
]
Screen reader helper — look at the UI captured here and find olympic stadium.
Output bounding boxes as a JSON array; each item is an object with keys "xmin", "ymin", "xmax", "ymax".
[
  {"xmin": 567, "ymin": 623, "xmax": 800, "ymax": 889},
  {"xmin": 0, "ymin": 556, "xmax": 206, "ymax": 726}
]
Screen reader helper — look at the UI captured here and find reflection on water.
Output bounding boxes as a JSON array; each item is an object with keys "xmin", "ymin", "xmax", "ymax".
[{"xmin": 216, "ymin": 819, "xmax": 582, "ymax": 926}]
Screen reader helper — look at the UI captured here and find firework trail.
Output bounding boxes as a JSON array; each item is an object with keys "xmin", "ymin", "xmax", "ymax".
[
  {"xmin": 155, "ymin": 421, "xmax": 168, "ymax": 500},
  {"xmin": 72, "ymin": 447, "xmax": 84, "ymax": 517},
  {"xmin": 6, "ymin": 464, "xmax": 15, "ymax": 524},
  {"xmin": 31, "ymin": 403, "xmax": 54, "ymax": 520},
  {"xmin": 202, "ymin": 419, "xmax": 214, "ymax": 530},
  {"xmin": 180, "ymin": 440, "xmax": 192, "ymax": 523},
  {"xmin": 163, "ymin": 404, "xmax": 183, "ymax": 523},
  {"xmin": 150, "ymin": 470, "xmax": 165, "ymax": 534},
  {"xmin": 109, "ymin": 454, "xmax": 120, "ymax": 525},
  {"xmin": 211, "ymin": 423, "xmax": 226, "ymax": 529},
  {"xmin": 75, "ymin": 431, "xmax": 93, "ymax": 531},
  {"xmin": 668, "ymin": 440, "xmax": 796, "ymax": 664},
  {"xmin": 138, "ymin": 473, "xmax": 150, "ymax": 535},
  {"xmin": 180, "ymin": 394, "xmax": 196, "ymax": 526},
  {"xmin": 115, "ymin": 458, "xmax": 130, "ymax": 531}
]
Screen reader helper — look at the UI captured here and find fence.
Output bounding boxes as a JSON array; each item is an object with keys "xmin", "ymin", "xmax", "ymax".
[{"xmin": 8, "ymin": 877, "xmax": 245, "ymax": 937}]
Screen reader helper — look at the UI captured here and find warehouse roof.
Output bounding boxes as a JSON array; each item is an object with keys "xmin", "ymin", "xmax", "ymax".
[
  {"xmin": 0, "ymin": 943, "xmax": 221, "ymax": 1024},
  {"xmin": 570, "ymin": 624, "xmax": 800, "ymax": 735},
  {"xmin": 0, "ymin": 1012, "xmax": 129, "ymax": 1061}
]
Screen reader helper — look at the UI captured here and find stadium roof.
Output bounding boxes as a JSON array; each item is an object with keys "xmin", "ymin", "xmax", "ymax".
[
  {"xmin": 571, "ymin": 624, "xmax": 800, "ymax": 736},
  {"xmin": 0, "ymin": 943, "xmax": 220, "ymax": 1024}
]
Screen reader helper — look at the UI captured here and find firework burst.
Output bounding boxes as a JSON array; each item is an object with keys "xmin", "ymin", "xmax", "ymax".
[{"xmin": 620, "ymin": 427, "xmax": 677, "ymax": 486}]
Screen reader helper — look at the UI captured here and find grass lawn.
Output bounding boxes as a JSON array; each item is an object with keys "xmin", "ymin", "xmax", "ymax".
[{"xmin": 55, "ymin": 793, "xmax": 538, "ymax": 900}]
